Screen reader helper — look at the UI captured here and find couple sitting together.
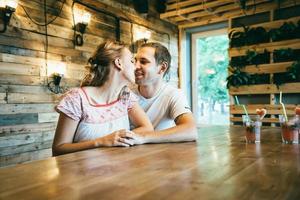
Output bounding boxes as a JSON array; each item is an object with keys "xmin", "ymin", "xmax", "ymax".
[{"xmin": 52, "ymin": 41, "xmax": 197, "ymax": 156}]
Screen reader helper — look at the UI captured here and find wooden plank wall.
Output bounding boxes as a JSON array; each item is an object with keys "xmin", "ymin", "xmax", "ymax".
[
  {"xmin": 0, "ymin": 0, "xmax": 178, "ymax": 167},
  {"xmin": 228, "ymin": 5, "xmax": 300, "ymax": 126}
]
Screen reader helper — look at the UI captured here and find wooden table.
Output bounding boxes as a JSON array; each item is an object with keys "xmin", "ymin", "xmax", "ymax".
[{"xmin": 1, "ymin": 126, "xmax": 300, "ymax": 200}]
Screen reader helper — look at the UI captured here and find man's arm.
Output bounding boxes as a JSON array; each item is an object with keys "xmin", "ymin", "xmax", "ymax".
[
  {"xmin": 135, "ymin": 112, "xmax": 197, "ymax": 144},
  {"xmin": 128, "ymin": 102, "xmax": 154, "ymax": 134}
]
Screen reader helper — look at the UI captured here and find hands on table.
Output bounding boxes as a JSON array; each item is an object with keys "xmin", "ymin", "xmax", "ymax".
[{"xmin": 94, "ymin": 129, "xmax": 145, "ymax": 147}]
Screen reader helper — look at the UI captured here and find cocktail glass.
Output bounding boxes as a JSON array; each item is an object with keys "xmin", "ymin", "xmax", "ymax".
[
  {"xmin": 242, "ymin": 115, "xmax": 262, "ymax": 143},
  {"xmin": 279, "ymin": 115, "xmax": 299, "ymax": 144}
]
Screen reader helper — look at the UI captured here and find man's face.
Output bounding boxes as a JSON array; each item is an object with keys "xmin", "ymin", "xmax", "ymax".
[{"xmin": 135, "ymin": 47, "xmax": 161, "ymax": 85}]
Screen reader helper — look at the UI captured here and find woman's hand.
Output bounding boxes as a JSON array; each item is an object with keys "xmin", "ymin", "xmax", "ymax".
[{"xmin": 94, "ymin": 129, "xmax": 135, "ymax": 147}]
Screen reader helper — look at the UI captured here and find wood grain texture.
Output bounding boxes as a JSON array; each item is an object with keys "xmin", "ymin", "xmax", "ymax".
[
  {"xmin": 164, "ymin": 0, "xmax": 298, "ymax": 28},
  {"xmin": 227, "ymin": 5, "xmax": 300, "ymax": 127},
  {"xmin": 228, "ymin": 15, "xmax": 300, "ymax": 32},
  {"xmin": 0, "ymin": 148, "xmax": 52, "ymax": 168},
  {"xmin": 0, "ymin": 122, "xmax": 56, "ymax": 136},
  {"xmin": 0, "ymin": 130, "xmax": 54, "ymax": 148},
  {"xmin": 229, "ymin": 39, "xmax": 300, "ymax": 57},
  {"xmin": 242, "ymin": 62, "xmax": 293, "ymax": 74},
  {"xmin": 0, "ymin": 0, "xmax": 178, "ymax": 169},
  {"xmin": 0, "ymin": 140, "xmax": 52, "ymax": 157},
  {"xmin": 0, "ymin": 93, "xmax": 6, "ymax": 104},
  {"xmin": 0, "ymin": 114, "xmax": 38, "ymax": 126},
  {"xmin": 0, "ymin": 126, "xmax": 299, "ymax": 199},
  {"xmin": 229, "ymin": 83, "xmax": 300, "ymax": 95},
  {"xmin": 230, "ymin": 104, "xmax": 299, "ymax": 115}
]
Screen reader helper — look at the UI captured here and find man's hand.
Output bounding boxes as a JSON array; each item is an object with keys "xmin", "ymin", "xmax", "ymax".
[
  {"xmin": 128, "ymin": 131, "xmax": 146, "ymax": 145},
  {"xmin": 94, "ymin": 129, "xmax": 135, "ymax": 147}
]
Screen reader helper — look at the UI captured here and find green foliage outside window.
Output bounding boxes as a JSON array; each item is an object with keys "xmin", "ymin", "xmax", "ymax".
[{"xmin": 197, "ymin": 35, "xmax": 229, "ymax": 104}]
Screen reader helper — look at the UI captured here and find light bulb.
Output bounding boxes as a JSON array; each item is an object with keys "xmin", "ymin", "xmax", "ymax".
[{"xmin": 6, "ymin": 0, "xmax": 18, "ymax": 9}]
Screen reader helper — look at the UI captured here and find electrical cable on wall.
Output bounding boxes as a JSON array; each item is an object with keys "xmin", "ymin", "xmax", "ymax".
[
  {"xmin": 73, "ymin": 0, "xmax": 171, "ymax": 51},
  {"xmin": 71, "ymin": 1, "xmax": 76, "ymax": 48},
  {"xmin": 20, "ymin": 0, "xmax": 65, "ymax": 26},
  {"xmin": 20, "ymin": 0, "xmax": 66, "ymax": 86},
  {"xmin": 21, "ymin": 0, "xmax": 171, "ymax": 77},
  {"xmin": 44, "ymin": 0, "xmax": 48, "ymax": 83}
]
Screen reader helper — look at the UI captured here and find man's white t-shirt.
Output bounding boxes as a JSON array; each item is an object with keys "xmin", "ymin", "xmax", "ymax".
[{"xmin": 132, "ymin": 83, "xmax": 191, "ymax": 130}]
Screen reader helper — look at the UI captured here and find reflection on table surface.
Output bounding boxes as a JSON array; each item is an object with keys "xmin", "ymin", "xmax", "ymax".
[{"xmin": 0, "ymin": 126, "xmax": 300, "ymax": 200}]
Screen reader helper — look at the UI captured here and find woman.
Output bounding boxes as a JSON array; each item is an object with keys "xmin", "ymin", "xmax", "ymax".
[{"xmin": 52, "ymin": 41, "xmax": 153, "ymax": 156}]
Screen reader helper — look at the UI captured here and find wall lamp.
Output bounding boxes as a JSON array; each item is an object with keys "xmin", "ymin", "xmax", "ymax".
[
  {"xmin": 47, "ymin": 61, "xmax": 67, "ymax": 94},
  {"xmin": 74, "ymin": 9, "xmax": 91, "ymax": 46},
  {"xmin": 0, "ymin": 0, "xmax": 18, "ymax": 33}
]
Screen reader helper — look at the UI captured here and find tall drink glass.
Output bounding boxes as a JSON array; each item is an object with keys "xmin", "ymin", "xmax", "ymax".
[
  {"xmin": 279, "ymin": 115, "xmax": 299, "ymax": 144},
  {"xmin": 242, "ymin": 115, "xmax": 262, "ymax": 143}
]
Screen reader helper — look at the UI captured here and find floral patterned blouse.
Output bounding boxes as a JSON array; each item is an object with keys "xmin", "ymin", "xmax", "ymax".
[{"xmin": 55, "ymin": 87, "xmax": 137, "ymax": 142}]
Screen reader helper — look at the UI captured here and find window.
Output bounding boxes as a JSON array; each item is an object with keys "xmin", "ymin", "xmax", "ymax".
[{"xmin": 191, "ymin": 29, "xmax": 229, "ymax": 126}]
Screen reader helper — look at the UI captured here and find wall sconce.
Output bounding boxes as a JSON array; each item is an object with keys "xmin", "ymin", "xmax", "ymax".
[
  {"xmin": 132, "ymin": 29, "xmax": 151, "ymax": 52},
  {"xmin": 0, "ymin": 0, "xmax": 18, "ymax": 33},
  {"xmin": 47, "ymin": 61, "xmax": 67, "ymax": 94},
  {"xmin": 74, "ymin": 9, "xmax": 91, "ymax": 46}
]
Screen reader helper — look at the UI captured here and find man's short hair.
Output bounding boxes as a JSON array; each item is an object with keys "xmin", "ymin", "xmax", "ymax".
[{"xmin": 141, "ymin": 42, "xmax": 171, "ymax": 77}]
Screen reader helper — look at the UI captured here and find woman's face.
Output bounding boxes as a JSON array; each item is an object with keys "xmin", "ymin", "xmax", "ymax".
[{"xmin": 120, "ymin": 48, "xmax": 135, "ymax": 84}]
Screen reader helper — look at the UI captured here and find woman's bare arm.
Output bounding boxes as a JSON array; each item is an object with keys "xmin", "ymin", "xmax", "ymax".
[{"xmin": 52, "ymin": 113, "xmax": 135, "ymax": 156}]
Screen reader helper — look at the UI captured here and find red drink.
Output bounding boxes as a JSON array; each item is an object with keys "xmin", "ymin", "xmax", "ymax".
[
  {"xmin": 281, "ymin": 123, "xmax": 299, "ymax": 144},
  {"xmin": 243, "ymin": 115, "xmax": 261, "ymax": 143},
  {"xmin": 245, "ymin": 125, "xmax": 256, "ymax": 143}
]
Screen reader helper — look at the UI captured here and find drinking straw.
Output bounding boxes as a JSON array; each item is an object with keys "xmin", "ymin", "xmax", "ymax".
[
  {"xmin": 279, "ymin": 91, "xmax": 288, "ymax": 122},
  {"xmin": 235, "ymin": 96, "xmax": 249, "ymax": 118}
]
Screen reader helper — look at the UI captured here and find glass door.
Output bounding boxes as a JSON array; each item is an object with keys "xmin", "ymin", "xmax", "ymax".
[{"xmin": 191, "ymin": 29, "xmax": 230, "ymax": 126}]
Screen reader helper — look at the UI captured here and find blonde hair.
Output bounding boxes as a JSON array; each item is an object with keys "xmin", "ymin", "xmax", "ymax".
[{"xmin": 81, "ymin": 40, "xmax": 126, "ymax": 87}]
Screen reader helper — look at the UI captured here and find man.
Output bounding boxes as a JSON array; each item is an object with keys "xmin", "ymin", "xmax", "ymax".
[{"xmin": 132, "ymin": 42, "xmax": 197, "ymax": 143}]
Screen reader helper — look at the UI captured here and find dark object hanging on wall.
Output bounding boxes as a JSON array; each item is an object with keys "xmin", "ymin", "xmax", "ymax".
[
  {"xmin": 133, "ymin": 0, "xmax": 148, "ymax": 14},
  {"xmin": 0, "ymin": 5, "xmax": 17, "ymax": 33},
  {"xmin": 47, "ymin": 73, "xmax": 67, "ymax": 94},
  {"xmin": 74, "ymin": 23, "xmax": 87, "ymax": 46},
  {"xmin": 238, "ymin": 0, "xmax": 247, "ymax": 10},
  {"xmin": 155, "ymin": 0, "xmax": 167, "ymax": 13}
]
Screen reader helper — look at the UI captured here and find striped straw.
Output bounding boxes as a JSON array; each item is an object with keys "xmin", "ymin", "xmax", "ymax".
[
  {"xmin": 235, "ymin": 96, "xmax": 249, "ymax": 118},
  {"xmin": 279, "ymin": 91, "xmax": 288, "ymax": 122}
]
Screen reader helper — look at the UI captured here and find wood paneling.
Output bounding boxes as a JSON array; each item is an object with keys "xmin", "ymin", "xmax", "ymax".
[
  {"xmin": 0, "ymin": 114, "xmax": 38, "ymax": 126},
  {"xmin": 0, "ymin": 131, "xmax": 54, "ymax": 148},
  {"xmin": 0, "ymin": 140, "xmax": 52, "ymax": 157},
  {"xmin": 230, "ymin": 104, "xmax": 298, "ymax": 115},
  {"xmin": 0, "ymin": 0, "xmax": 178, "ymax": 167},
  {"xmin": 227, "ymin": 6, "xmax": 300, "ymax": 125},
  {"xmin": 162, "ymin": 0, "xmax": 298, "ymax": 28},
  {"xmin": 0, "ymin": 148, "xmax": 52, "ymax": 168},
  {"xmin": 242, "ymin": 62, "xmax": 293, "ymax": 74},
  {"xmin": 0, "ymin": 74, "xmax": 44, "ymax": 85},
  {"xmin": 229, "ymin": 83, "xmax": 300, "ymax": 95},
  {"xmin": 0, "ymin": 122, "xmax": 56, "ymax": 136},
  {"xmin": 0, "ymin": 93, "xmax": 6, "ymax": 104},
  {"xmin": 229, "ymin": 39, "xmax": 300, "ymax": 57}
]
